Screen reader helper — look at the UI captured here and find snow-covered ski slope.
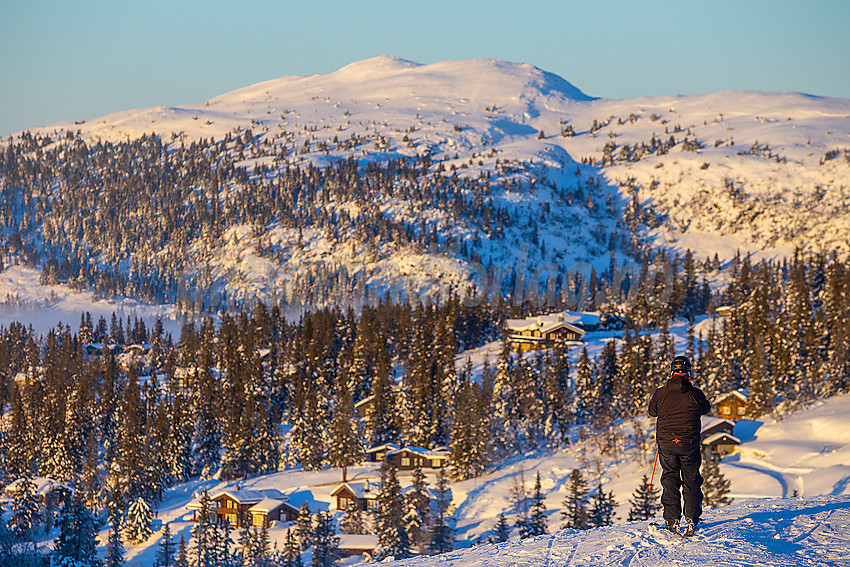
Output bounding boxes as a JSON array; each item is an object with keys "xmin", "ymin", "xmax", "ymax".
[{"xmin": 390, "ymin": 495, "xmax": 850, "ymax": 567}]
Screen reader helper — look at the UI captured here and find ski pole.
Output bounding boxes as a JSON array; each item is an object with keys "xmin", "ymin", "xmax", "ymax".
[{"xmin": 648, "ymin": 446, "xmax": 659, "ymax": 490}]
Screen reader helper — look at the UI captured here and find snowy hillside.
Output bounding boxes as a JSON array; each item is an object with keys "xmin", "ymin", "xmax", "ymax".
[
  {"xmin": 5, "ymin": 56, "xmax": 849, "ymax": 316},
  {"xmin": 390, "ymin": 494, "xmax": 850, "ymax": 567},
  {"xmin": 104, "ymin": 392, "xmax": 850, "ymax": 564}
]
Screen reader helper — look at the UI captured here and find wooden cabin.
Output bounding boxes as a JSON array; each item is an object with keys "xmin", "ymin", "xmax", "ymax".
[
  {"xmin": 330, "ymin": 481, "xmax": 380, "ymax": 511},
  {"xmin": 702, "ymin": 432, "xmax": 741, "ymax": 456},
  {"xmin": 700, "ymin": 417, "xmax": 735, "ymax": 441},
  {"xmin": 714, "ymin": 390, "xmax": 749, "ymax": 420},
  {"xmin": 338, "ymin": 534, "xmax": 378, "ymax": 560},
  {"xmin": 364, "ymin": 443, "xmax": 399, "ymax": 463},
  {"xmin": 505, "ymin": 313, "xmax": 586, "ymax": 351},
  {"xmin": 355, "ymin": 395, "xmax": 375, "ymax": 420},
  {"xmin": 700, "ymin": 417, "xmax": 739, "ymax": 456},
  {"xmin": 385, "ymin": 446, "xmax": 449, "ymax": 471},
  {"xmin": 187, "ymin": 488, "xmax": 298, "ymax": 529}
]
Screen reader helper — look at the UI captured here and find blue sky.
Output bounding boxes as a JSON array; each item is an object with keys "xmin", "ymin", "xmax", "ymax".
[{"xmin": 2, "ymin": 0, "xmax": 848, "ymax": 137}]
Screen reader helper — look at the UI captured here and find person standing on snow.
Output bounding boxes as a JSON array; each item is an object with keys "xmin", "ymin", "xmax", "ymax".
[{"xmin": 648, "ymin": 355, "xmax": 711, "ymax": 535}]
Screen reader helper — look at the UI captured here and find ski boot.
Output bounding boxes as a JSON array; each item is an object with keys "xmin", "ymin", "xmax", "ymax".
[
  {"xmin": 683, "ymin": 517, "xmax": 696, "ymax": 537},
  {"xmin": 664, "ymin": 519, "xmax": 680, "ymax": 533}
]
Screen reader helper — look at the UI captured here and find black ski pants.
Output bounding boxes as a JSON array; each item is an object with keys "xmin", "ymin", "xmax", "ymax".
[{"xmin": 658, "ymin": 444, "xmax": 703, "ymax": 523}]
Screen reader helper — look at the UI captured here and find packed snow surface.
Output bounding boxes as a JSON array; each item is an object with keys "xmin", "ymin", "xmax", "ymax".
[{"xmin": 390, "ymin": 495, "xmax": 850, "ymax": 567}]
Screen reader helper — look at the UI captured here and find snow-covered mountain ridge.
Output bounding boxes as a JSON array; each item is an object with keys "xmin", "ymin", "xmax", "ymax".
[{"xmin": 6, "ymin": 56, "xmax": 850, "ymax": 308}]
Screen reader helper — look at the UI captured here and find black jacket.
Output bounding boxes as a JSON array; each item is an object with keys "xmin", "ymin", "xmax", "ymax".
[{"xmin": 649, "ymin": 374, "xmax": 711, "ymax": 448}]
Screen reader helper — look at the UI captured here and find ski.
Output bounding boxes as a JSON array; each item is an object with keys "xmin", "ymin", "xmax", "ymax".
[{"xmin": 648, "ymin": 522, "xmax": 695, "ymax": 539}]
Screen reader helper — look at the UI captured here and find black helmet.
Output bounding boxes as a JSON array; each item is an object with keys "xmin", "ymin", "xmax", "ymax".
[{"xmin": 671, "ymin": 355, "xmax": 691, "ymax": 375}]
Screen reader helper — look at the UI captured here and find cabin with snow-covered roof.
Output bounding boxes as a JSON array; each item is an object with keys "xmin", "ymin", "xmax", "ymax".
[
  {"xmin": 187, "ymin": 488, "xmax": 298, "ymax": 528},
  {"xmin": 355, "ymin": 395, "xmax": 375, "ymax": 420},
  {"xmin": 505, "ymin": 312, "xmax": 586, "ymax": 351},
  {"xmin": 331, "ymin": 481, "xmax": 380, "ymax": 511},
  {"xmin": 700, "ymin": 417, "xmax": 739, "ymax": 456},
  {"xmin": 364, "ymin": 443, "xmax": 399, "ymax": 463},
  {"xmin": 386, "ymin": 446, "xmax": 449, "ymax": 470},
  {"xmin": 714, "ymin": 390, "xmax": 749, "ymax": 420}
]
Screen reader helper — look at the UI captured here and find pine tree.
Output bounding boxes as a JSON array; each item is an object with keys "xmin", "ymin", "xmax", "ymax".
[
  {"xmin": 375, "ymin": 462, "xmax": 409, "ymax": 560},
  {"xmin": 155, "ymin": 522, "xmax": 176, "ymax": 567},
  {"xmin": 125, "ymin": 496, "xmax": 153, "ymax": 544},
  {"xmin": 702, "ymin": 452, "xmax": 733, "ymax": 508},
  {"xmin": 627, "ymin": 474, "xmax": 662, "ymax": 521},
  {"xmin": 588, "ymin": 483, "xmax": 617, "ymax": 528},
  {"xmin": 561, "ymin": 469, "xmax": 589, "ymax": 530},
  {"xmin": 526, "ymin": 472, "xmax": 547, "ymax": 536},
  {"xmin": 8, "ymin": 475, "xmax": 40, "ymax": 541},
  {"xmin": 311, "ymin": 511, "xmax": 340, "ymax": 567},
  {"xmin": 428, "ymin": 468, "xmax": 454, "ymax": 554},
  {"xmin": 53, "ymin": 491, "xmax": 100, "ymax": 566},
  {"xmin": 494, "ymin": 513, "xmax": 511, "ymax": 542}
]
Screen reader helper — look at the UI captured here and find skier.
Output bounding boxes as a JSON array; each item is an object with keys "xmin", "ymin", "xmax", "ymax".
[{"xmin": 648, "ymin": 355, "xmax": 711, "ymax": 536}]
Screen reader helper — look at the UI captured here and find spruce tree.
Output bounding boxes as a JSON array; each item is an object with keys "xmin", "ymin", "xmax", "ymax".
[
  {"xmin": 526, "ymin": 472, "xmax": 547, "ymax": 536},
  {"xmin": 340, "ymin": 504, "xmax": 366, "ymax": 535},
  {"xmin": 588, "ymin": 483, "xmax": 617, "ymax": 528},
  {"xmin": 175, "ymin": 534, "xmax": 189, "ymax": 567},
  {"xmin": 8, "ymin": 475, "xmax": 40, "ymax": 542},
  {"xmin": 509, "ymin": 470, "xmax": 530, "ymax": 538},
  {"xmin": 281, "ymin": 528, "xmax": 303, "ymax": 567},
  {"xmin": 53, "ymin": 491, "xmax": 100, "ymax": 566},
  {"xmin": 311, "ymin": 511, "xmax": 340, "ymax": 567},
  {"xmin": 494, "ymin": 513, "xmax": 511, "ymax": 542},
  {"xmin": 105, "ymin": 505, "xmax": 126, "ymax": 567},
  {"xmin": 326, "ymin": 379, "xmax": 362, "ymax": 483},
  {"xmin": 155, "ymin": 522, "xmax": 176, "ymax": 567},
  {"xmin": 296, "ymin": 502, "xmax": 313, "ymax": 551},
  {"xmin": 375, "ymin": 462, "xmax": 409, "ymax": 560},
  {"xmin": 702, "ymin": 452, "xmax": 733, "ymax": 508},
  {"xmin": 403, "ymin": 466, "xmax": 431, "ymax": 553},
  {"xmin": 190, "ymin": 490, "xmax": 214, "ymax": 567},
  {"xmin": 561, "ymin": 469, "xmax": 589, "ymax": 530},
  {"xmin": 627, "ymin": 474, "xmax": 662, "ymax": 521},
  {"xmin": 428, "ymin": 468, "xmax": 454, "ymax": 554},
  {"xmin": 125, "ymin": 496, "xmax": 153, "ymax": 544}
]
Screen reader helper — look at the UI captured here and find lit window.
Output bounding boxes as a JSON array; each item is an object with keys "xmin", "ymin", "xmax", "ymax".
[
  {"xmin": 721, "ymin": 406, "xmax": 731, "ymax": 415},
  {"xmin": 402, "ymin": 457, "xmax": 410, "ymax": 466},
  {"xmin": 737, "ymin": 407, "xmax": 745, "ymax": 415}
]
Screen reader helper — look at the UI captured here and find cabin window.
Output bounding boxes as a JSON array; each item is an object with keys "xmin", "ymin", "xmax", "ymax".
[
  {"xmin": 252, "ymin": 514, "xmax": 265, "ymax": 527},
  {"xmin": 376, "ymin": 453, "xmax": 384, "ymax": 460},
  {"xmin": 401, "ymin": 457, "xmax": 410, "ymax": 466},
  {"xmin": 721, "ymin": 406, "xmax": 731, "ymax": 415},
  {"xmin": 737, "ymin": 407, "xmax": 745, "ymax": 415},
  {"xmin": 340, "ymin": 497, "xmax": 352, "ymax": 509}
]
